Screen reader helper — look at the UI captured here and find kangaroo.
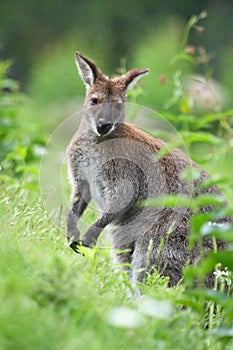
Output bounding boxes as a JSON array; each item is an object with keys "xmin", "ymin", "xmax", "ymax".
[{"xmin": 66, "ymin": 52, "xmax": 230, "ymax": 289}]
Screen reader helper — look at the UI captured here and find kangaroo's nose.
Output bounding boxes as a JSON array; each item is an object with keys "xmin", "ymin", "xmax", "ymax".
[{"xmin": 96, "ymin": 121, "xmax": 113, "ymax": 135}]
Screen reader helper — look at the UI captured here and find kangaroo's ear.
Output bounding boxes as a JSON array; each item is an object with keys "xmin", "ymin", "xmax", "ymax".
[
  {"xmin": 123, "ymin": 68, "xmax": 149, "ymax": 93},
  {"xmin": 75, "ymin": 52, "xmax": 100, "ymax": 88}
]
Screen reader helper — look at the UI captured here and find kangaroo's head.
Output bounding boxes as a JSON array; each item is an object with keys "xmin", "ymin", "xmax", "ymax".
[{"xmin": 76, "ymin": 52, "xmax": 149, "ymax": 136}]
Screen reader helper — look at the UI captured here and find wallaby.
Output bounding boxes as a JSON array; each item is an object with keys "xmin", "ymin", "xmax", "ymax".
[{"xmin": 67, "ymin": 52, "xmax": 230, "ymax": 288}]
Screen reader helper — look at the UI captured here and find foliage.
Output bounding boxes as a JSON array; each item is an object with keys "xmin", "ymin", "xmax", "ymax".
[
  {"xmin": 0, "ymin": 60, "xmax": 45, "ymax": 188},
  {"xmin": 0, "ymin": 186, "xmax": 232, "ymax": 350}
]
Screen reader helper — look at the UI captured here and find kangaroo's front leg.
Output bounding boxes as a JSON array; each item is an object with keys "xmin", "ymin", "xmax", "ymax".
[
  {"xmin": 81, "ymin": 211, "xmax": 117, "ymax": 247},
  {"xmin": 67, "ymin": 181, "xmax": 91, "ymax": 251},
  {"xmin": 81, "ymin": 181, "xmax": 139, "ymax": 247}
]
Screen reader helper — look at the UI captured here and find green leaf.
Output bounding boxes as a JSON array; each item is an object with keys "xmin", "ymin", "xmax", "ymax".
[
  {"xmin": 145, "ymin": 194, "xmax": 225, "ymax": 211},
  {"xmin": 189, "ymin": 213, "xmax": 212, "ymax": 248},
  {"xmin": 21, "ymin": 184, "xmax": 39, "ymax": 192},
  {"xmin": 170, "ymin": 53, "xmax": 195, "ymax": 65},
  {"xmin": 181, "ymin": 131, "xmax": 222, "ymax": 145},
  {"xmin": 200, "ymin": 223, "xmax": 233, "ymax": 243}
]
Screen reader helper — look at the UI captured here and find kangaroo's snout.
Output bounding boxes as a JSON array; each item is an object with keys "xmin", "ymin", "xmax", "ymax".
[
  {"xmin": 93, "ymin": 103, "xmax": 121, "ymax": 136},
  {"xmin": 96, "ymin": 121, "xmax": 114, "ymax": 135}
]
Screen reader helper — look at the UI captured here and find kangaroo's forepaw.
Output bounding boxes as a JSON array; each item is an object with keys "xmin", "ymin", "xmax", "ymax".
[
  {"xmin": 69, "ymin": 240, "xmax": 91, "ymax": 254},
  {"xmin": 70, "ymin": 240, "xmax": 82, "ymax": 254}
]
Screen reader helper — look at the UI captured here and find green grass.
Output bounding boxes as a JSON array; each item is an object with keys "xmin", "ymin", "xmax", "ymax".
[{"xmin": 0, "ymin": 185, "xmax": 232, "ymax": 350}]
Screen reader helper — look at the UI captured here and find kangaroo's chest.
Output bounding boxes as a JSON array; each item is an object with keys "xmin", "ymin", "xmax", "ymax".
[
  {"xmin": 70, "ymin": 136, "xmax": 168, "ymax": 210},
  {"xmin": 74, "ymin": 143, "xmax": 109, "ymax": 208}
]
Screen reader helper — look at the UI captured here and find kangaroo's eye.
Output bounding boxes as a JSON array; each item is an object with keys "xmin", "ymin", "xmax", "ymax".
[{"xmin": 91, "ymin": 98, "xmax": 99, "ymax": 105}]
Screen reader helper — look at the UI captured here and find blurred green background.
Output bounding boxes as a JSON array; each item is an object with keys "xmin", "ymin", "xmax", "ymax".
[{"xmin": 1, "ymin": 0, "xmax": 233, "ymax": 104}]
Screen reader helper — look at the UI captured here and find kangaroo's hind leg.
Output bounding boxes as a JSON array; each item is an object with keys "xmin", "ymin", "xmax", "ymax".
[{"xmin": 131, "ymin": 209, "xmax": 192, "ymax": 288}]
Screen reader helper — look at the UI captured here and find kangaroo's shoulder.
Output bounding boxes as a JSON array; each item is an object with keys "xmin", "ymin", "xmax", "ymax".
[
  {"xmin": 122, "ymin": 122, "xmax": 193, "ymax": 171},
  {"xmin": 122, "ymin": 122, "xmax": 165, "ymax": 151}
]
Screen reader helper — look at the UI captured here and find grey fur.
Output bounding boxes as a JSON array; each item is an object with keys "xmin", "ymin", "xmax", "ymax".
[{"xmin": 67, "ymin": 52, "xmax": 231, "ymax": 288}]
